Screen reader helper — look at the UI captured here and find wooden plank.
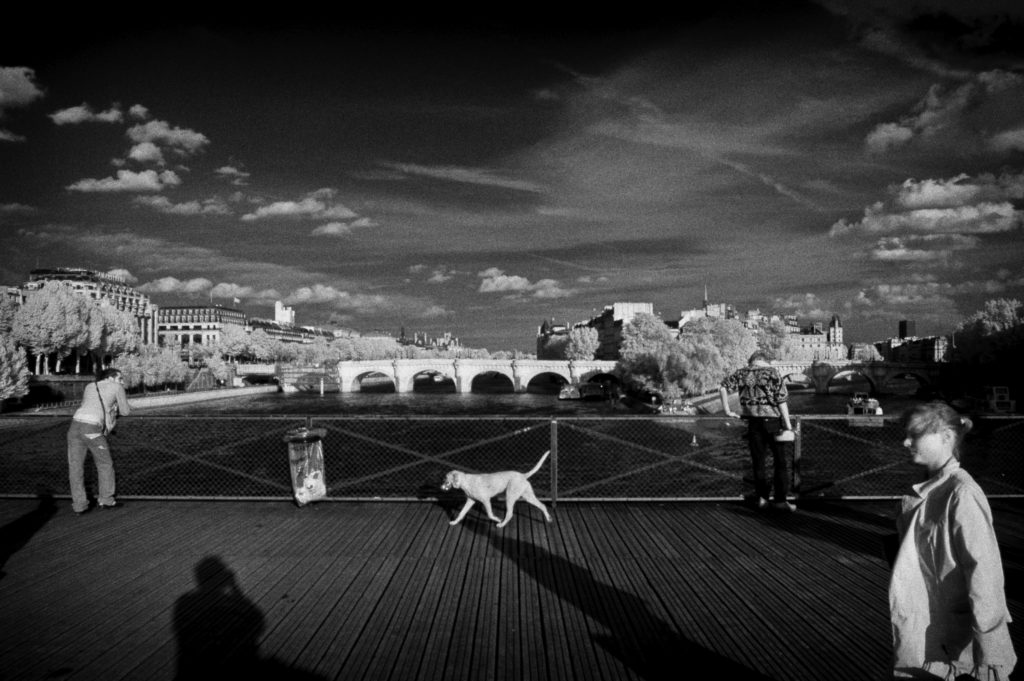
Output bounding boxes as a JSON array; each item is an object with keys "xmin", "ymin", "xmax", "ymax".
[
  {"xmin": 384, "ymin": 508, "xmax": 472, "ymax": 681},
  {"xmin": 554, "ymin": 506, "xmax": 638, "ymax": 681},
  {"xmin": 415, "ymin": 517, "xmax": 483, "ymax": 681}
]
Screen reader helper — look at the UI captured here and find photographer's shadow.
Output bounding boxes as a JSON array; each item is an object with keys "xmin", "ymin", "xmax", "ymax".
[{"xmin": 173, "ymin": 555, "xmax": 326, "ymax": 680}]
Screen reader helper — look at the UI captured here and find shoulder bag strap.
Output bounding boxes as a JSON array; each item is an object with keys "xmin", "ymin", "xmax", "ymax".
[{"xmin": 95, "ymin": 383, "xmax": 109, "ymax": 434}]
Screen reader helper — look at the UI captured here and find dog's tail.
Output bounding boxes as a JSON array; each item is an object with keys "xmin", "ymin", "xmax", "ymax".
[{"xmin": 525, "ymin": 450, "xmax": 550, "ymax": 479}]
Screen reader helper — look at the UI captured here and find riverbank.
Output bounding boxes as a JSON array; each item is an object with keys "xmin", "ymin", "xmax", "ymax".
[
  {"xmin": 129, "ymin": 385, "xmax": 280, "ymax": 410},
  {"xmin": 23, "ymin": 385, "xmax": 281, "ymax": 415}
]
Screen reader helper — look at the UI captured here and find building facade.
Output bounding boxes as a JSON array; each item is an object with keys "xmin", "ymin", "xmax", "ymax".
[
  {"xmin": 157, "ymin": 304, "xmax": 247, "ymax": 350},
  {"xmin": 579, "ymin": 302, "xmax": 654, "ymax": 360}
]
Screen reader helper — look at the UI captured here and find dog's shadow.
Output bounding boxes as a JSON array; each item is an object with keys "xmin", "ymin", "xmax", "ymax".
[{"xmin": 415, "ymin": 482, "xmax": 468, "ymax": 522}]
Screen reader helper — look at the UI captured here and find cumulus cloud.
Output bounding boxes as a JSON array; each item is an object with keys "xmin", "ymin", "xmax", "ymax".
[
  {"xmin": 849, "ymin": 280, "xmax": 958, "ymax": 319},
  {"xmin": 310, "ymin": 222, "xmax": 352, "ymax": 236},
  {"xmin": 134, "ymin": 195, "xmax": 231, "ymax": 215},
  {"xmin": 865, "ymin": 69, "xmax": 1024, "ymax": 154},
  {"xmin": 241, "ymin": 188, "xmax": 358, "ymax": 222},
  {"xmin": 138, "ymin": 276, "xmax": 213, "ymax": 294},
  {"xmin": 865, "ymin": 123, "xmax": 915, "ymax": 155},
  {"xmin": 127, "ymin": 119, "xmax": 209, "ymax": 156},
  {"xmin": 990, "ymin": 127, "xmax": 1024, "ymax": 153},
  {"xmin": 127, "ymin": 141, "xmax": 165, "ymax": 165},
  {"xmin": 128, "ymin": 104, "xmax": 149, "ymax": 120},
  {"xmin": 869, "ymin": 234, "xmax": 980, "ymax": 261},
  {"xmin": 50, "ymin": 103, "xmax": 123, "ymax": 125},
  {"xmin": 0, "ymin": 66, "xmax": 45, "ymax": 142},
  {"xmin": 310, "ymin": 217, "xmax": 376, "ymax": 236},
  {"xmin": 477, "ymin": 267, "xmax": 574, "ymax": 298},
  {"xmin": 0, "ymin": 202, "xmax": 36, "ymax": 216},
  {"xmin": 67, "ymin": 169, "xmax": 182, "ymax": 192},
  {"xmin": 427, "ymin": 267, "xmax": 455, "ymax": 283},
  {"xmin": 215, "ymin": 165, "xmax": 250, "ymax": 186},
  {"xmin": 211, "ymin": 282, "xmax": 280, "ymax": 301},
  {"xmin": 105, "ymin": 269, "xmax": 138, "ymax": 284},
  {"xmin": 830, "ymin": 172, "xmax": 1024, "ymax": 266},
  {"xmin": 770, "ymin": 293, "xmax": 832, "ymax": 320}
]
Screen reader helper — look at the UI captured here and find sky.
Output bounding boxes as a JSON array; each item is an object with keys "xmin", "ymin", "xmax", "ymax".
[{"xmin": 1, "ymin": 3, "xmax": 1023, "ymax": 353}]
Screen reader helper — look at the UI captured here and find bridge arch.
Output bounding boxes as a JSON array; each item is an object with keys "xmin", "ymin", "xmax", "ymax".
[
  {"xmin": 523, "ymin": 371, "xmax": 570, "ymax": 394},
  {"xmin": 875, "ymin": 370, "xmax": 933, "ymax": 395},
  {"xmin": 353, "ymin": 370, "xmax": 396, "ymax": 393},
  {"xmin": 826, "ymin": 369, "xmax": 878, "ymax": 395},
  {"xmin": 471, "ymin": 370, "xmax": 515, "ymax": 393},
  {"xmin": 409, "ymin": 369, "xmax": 456, "ymax": 393}
]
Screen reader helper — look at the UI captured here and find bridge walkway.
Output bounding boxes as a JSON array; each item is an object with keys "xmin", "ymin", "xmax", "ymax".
[{"xmin": 1, "ymin": 497, "xmax": 1021, "ymax": 680}]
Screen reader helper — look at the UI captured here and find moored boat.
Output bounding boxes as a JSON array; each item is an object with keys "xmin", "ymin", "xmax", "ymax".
[
  {"xmin": 847, "ymin": 392, "xmax": 883, "ymax": 415},
  {"xmin": 558, "ymin": 382, "xmax": 608, "ymax": 401}
]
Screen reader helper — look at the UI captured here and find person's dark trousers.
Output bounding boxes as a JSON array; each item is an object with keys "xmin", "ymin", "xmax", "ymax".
[{"xmin": 745, "ymin": 417, "xmax": 788, "ymax": 503}]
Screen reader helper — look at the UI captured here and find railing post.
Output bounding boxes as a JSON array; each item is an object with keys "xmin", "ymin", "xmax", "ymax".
[
  {"xmin": 550, "ymin": 417, "xmax": 558, "ymax": 510},
  {"xmin": 792, "ymin": 416, "xmax": 802, "ymax": 495}
]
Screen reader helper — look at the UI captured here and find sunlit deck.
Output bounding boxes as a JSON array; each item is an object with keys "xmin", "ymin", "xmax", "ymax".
[{"xmin": 0, "ymin": 497, "xmax": 1020, "ymax": 681}]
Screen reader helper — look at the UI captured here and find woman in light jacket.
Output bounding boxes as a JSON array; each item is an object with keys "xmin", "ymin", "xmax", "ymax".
[
  {"xmin": 890, "ymin": 402, "xmax": 1016, "ymax": 680},
  {"xmin": 67, "ymin": 368, "xmax": 131, "ymax": 514}
]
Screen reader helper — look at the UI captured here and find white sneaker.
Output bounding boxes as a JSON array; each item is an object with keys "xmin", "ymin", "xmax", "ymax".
[
  {"xmin": 757, "ymin": 497, "xmax": 768, "ymax": 509},
  {"xmin": 772, "ymin": 501, "xmax": 796, "ymax": 512}
]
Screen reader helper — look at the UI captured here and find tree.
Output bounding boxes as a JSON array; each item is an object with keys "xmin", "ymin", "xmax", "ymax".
[
  {"xmin": 95, "ymin": 304, "xmax": 141, "ymax": 368},
  {"xmin": 538, "ymin": 334, "xmax": 568, "ymax": 360},
  {"xmin": 565, "ymin": 327, "xmax": 599, "ymax": 360},
  {"xmin": 0, "ymin": 333, "xmax": 30, "ymax": 403},
  {"xmin": 951, "ymin": 298, "xmax": 1024, "ymax": 392},
  {"xmin": 754, "ymin": 318, "xmax": 790, "ymax": 361},
  {"xmin": 217, "ymin": 324, "xmax": 250, "ymax": 362},
  {"xmin": 0, "ymin": 296, "xmax": 17, "ymax": 334},
  {"xmin": 954, "ymin": 298, "xmax": 1024, "ymax": 364},
  {"xmin": 679, "ymin": 317, "xmax": 757, "ymax": 375},
  {"xmin": 247, "ymin": 329, "xmax": 276, "ymax": 362},
  {"xmin": 204, "ymin": 353, "xmax": 233, "ymax": 384},
  {"xmin": 11, "ymin": 283, "xmax": 85, "ymax": 374},
  {"xmin": 616, "ymin": 312, "xmax": 684, "ymax": 399}
]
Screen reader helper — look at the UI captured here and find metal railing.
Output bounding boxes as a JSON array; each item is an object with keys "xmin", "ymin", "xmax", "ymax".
[{"xmin": 1, "ymin": 414, "xmax": 1021, "ymax": 501}]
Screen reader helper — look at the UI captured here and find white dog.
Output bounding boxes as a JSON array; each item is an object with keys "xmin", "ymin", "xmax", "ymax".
[{"xmin": 440, "ymin": 450, "xmax": 553, "ymax": 528}]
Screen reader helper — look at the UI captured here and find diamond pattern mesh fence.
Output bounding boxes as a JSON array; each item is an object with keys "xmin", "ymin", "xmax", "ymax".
[{"xmin": 0, "ymin": 414, "xmax": 1021, "ymax": 501}]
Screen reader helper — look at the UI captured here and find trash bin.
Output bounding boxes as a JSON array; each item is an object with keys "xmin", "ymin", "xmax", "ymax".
[{"xmin": 283, "ymin": 426, "xmax": 328, "ymax": 507}]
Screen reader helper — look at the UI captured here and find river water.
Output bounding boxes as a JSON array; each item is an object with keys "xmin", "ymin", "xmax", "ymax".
[{"xmin": 135, "ymin": 375, "xmax": 929, "ymax": 417}]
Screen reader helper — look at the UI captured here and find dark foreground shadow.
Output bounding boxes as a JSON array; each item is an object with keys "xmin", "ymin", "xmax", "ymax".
[
  {"xmin": 478, "ymin": 526, "xmax": 772, "ymax": 681},
  {"xmin": 173, "ymin": 555, "xmax": 327, "ymax": 681},
  {"xmin": 0, "ymin": 493, "xmax": 57, "ymax": 579}
]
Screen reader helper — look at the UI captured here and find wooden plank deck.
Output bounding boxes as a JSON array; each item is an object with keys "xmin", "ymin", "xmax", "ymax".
[{"xmin": 0, "ymin": 497, "xmax": 1020, "ymax": 681}]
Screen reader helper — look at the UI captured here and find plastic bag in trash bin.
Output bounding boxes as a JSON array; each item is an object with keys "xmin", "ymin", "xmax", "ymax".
[{"xmin": 285, "ymin": 427, "xmax": 328, "ymax": 506}]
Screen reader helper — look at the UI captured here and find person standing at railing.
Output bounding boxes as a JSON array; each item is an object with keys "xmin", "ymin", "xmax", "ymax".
[
  {"xmin": 889, "ymin": 402, "xmax": 1016, "ymax": 680},
  {"xmin": 718, "ymin": 351, "xmax": 796, "ymax": 511},
  {"xmin": 66, "ymin": 368, "xmax": 131, "ymax": 515}
]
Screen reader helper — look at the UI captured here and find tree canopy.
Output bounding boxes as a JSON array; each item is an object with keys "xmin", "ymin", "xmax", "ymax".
[
  {"xmin": 615, "ymin": 312, "xmax": 758, "ymax": 400},
  {"xmin": 565, "ymin": 327, "xmax": 599, "ymax": 361}
]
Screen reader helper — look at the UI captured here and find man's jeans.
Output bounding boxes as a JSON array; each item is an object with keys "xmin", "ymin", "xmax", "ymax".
[
  {"xmin": 67, "ymin": 420, "xmax": 116, "ymax": 512},
  {"xmin": 745, "ymin": 417, "xmax": 788, "ymax": 503}
]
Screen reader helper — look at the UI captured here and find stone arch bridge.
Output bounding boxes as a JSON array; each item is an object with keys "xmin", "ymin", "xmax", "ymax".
[
  {"xmin": 269, "ymin": 358, "xmax": 938, "ymax": 395},
  {"xmin": 772, "ymin": 360, "xmax": 941, "ymax": 395},
  {"xmin": 329, "ymin": 358, "xmax": 618, "ymax": 394}
]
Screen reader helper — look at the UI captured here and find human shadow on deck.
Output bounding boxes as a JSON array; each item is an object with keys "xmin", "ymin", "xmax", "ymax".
[
  {"xmin": 481, "ymin": 527, "xmax": 772, "ymax": 681},
  {"xmin": 0, "ymin": 492, "xmax": 57, "ymax": 580},
  {"xmin": 173, "ymin": 555, "xmax": 327, "ymax": 681}
]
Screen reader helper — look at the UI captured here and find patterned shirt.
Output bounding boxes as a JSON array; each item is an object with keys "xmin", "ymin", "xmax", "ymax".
[{"xmin": 720, "ymin": 365, "xmax": 788, "ymax": 418}]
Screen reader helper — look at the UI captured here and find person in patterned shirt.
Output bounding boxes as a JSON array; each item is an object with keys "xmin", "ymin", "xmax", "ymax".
[{"xmin": 718, "ymin": 351, "xmax": 796, "ymax": 511}]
